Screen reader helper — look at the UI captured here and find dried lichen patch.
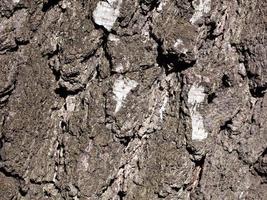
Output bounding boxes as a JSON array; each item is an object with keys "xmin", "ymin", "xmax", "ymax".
[
  {"xmin": 93, "ymin": 0, "xmax": 122, "ymax": 31},
  {"xmin": 188, "ymin": 84, "xmax": 208, "ymax": 141},
  {"xmin": 113, "ymin": 77, "xmax": 138, "ymax": 113},
  {"xmin": 190, "ymin": 0, "xmax": 211, "ymax": 24},
  {"xmin": 159, "ymin": 94, "xmax": 168, "ymax": 120}
]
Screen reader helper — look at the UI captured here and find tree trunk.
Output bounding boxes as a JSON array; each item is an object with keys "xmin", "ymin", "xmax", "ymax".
[{"xmin": 0, "ymin": 0, "xmax": 266, "ymax": 199}]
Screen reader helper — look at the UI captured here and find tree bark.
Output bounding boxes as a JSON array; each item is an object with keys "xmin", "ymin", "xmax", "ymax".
[{"xmin": 0, "ymin": 0, "xmax": 266, "ymax": 199}]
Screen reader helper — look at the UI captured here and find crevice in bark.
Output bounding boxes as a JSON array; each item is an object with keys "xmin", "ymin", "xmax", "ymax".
[
  {"xmin": 117, "ymin": 190, "xmax": 127, "ymax": 200},
  {"xmin": 249, "ymin": 84, "xmax": 267, "ymax": 98},
  {"xmin": 103, "ymin": 92, "xmax": 111, "ymax": 125},
  {"xmin": 220, "ymin": 119, "xmax": 233, "ymax": 132},
  {"xmin": 155, "ymin": 191, "xmax": 167, "ymax": 198},
  {"xmin": 205, "ymin": 20, "xmax": 222, "ymax": 40},
  {"xmin": 0, "ymin": 83, "xmax": 15, "ymax": 99},
  {"xmin": 54, "ymin": 86, "xmax": 82, "ymax": 99},
  {"xmin": 117, "ymin": 135, "xmax": 134, "ymax": 147},
  {"xmin": 149, "ymin": 30, "xmax": 196, "ymax": 75},
  {"xmin": 222, "ymin": 74, "xmax": 232, "ymax": 87},
  {"xmin": 0, "ymin": 167, "xmax": 24, "ymax": 181},
  {"xmin": 91, "ymin": 19, "xmax": 116, "ymax": 78},
  {"xmin": 102, "ymin": 34, "xmax": 114, "ymax": 76},
  {"xmin": 207, "ymin": 92, "xmax": 217, "ymax": 103},
  {"xmin": 51, "ymin": 67, "xmax": 61, "ymax": 81},
  {"xmin": 45, "ymin": 44, "xmax": 60, "ymax": 60},
  {"xmin": 42, "ymin": 0, "xmax": 61, "ymax": 12},
  {"xmin": 0, "ymin": 86, "xmax": 15, "ymax": 108},
  {"xmin": 170, "ymin": 186, "xmax": 180, "ymax": 192},
  {"xmin": 140, "ymin": 0, "xmax": 160, "ymax": 14},
  {"xmin": 18, "ymin": 186, "xmax": 28, "ymax": 197},
  {"xmin": 195, "ymin": 156, "xmax": 205, "ymax": 187},
  {"xmin": 29, "ymin": 179, "xmax": 55, "ymax": 185}
]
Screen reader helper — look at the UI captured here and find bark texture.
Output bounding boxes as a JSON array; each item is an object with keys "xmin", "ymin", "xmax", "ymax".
[{"xmin": 0, "ymin": 0, "xmax": 266, "ymax": 199}]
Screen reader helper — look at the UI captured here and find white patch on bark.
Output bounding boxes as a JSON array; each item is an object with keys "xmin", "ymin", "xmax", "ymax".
[
  {"xmin": 113, "ymin": 77, "xmax": 138, "ymax": 113},
  {"xmin": 66, "ymin": 96, "xmax": 76, "ymax": 112},
  {"xmin": 174, "ymin": 39, "xmax": 184, "ymax": 48},
  {"xmin": 190, "ymin": 0, "xmax": 211, "ymax": 24},
  {"xmin": 13, "ymin": 0, "xmax": 20, "ymax": 3},
  {"xmin": 81, "ymin": 155, "xmax": 89, "ymax": 171},
  {"xmin": 114, "ymin": 63, "xmax": 124, "ymax": 73},
  {"xmin": 188, "ymin": 84, "xmax": 208, "ymax": 141},
  {"xmin": 60, "ymin": 0, "xmax": 71, "ymax": 9},
  {"xmin": 53, "ymin": 166, "xmax": 58, "ymax": 182},
  {"xmin": 156, "ymin": 0, "xmax": 167, "ymax": 12},
  {"xmin": 238, "ymin": 63, "xmax": 247, "ymax": 77},
  {"xmin": 108, "ymin": 34, "xmax": 120, "ymax": 42},
  {"xmin": 80, "ymin": 141, "xmax": 93, "ymax": 171},
  {"xmin": 174, "ymin": 39, "xmax": 188, "ymax": 54},
  {"xmin": 93, "ymin": 0, "xmax": 122, "ymax": 31},
  {"xmin": 159, "ymin": 95, "xmax": 168, "ymax": 120}
]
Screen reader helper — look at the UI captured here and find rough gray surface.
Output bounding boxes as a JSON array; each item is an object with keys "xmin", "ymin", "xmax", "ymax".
[{"xmin": 0, "ymin": 0, "xmax": 266, "ymax": 199}]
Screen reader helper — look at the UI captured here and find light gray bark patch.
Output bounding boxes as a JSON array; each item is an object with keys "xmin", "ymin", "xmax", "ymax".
[
  {"xmin": 188, "ymin": 84, "xmax": 208, "ymax": 141},
  {"xmin": 93, "ymin": 0, "xmax": 122, "ymax": 31}
]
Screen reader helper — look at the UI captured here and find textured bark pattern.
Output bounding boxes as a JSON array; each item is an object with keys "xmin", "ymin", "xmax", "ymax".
[{"xmin": 0, "ymin": 0, "xmax": 266, "ymax": 199}]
